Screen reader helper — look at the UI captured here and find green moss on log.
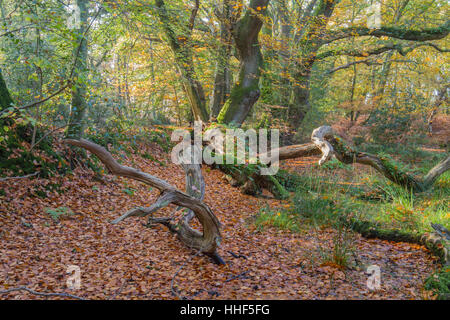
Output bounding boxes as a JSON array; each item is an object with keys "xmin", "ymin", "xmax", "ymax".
[{"xmin": 217, "ymin": 82, "xmax": 259, "ymax": 125}]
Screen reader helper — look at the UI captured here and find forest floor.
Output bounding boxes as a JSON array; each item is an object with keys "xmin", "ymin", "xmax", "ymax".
[{"xmin": 0, "ymin": 133, "xmax": 443, "ymax": 300}]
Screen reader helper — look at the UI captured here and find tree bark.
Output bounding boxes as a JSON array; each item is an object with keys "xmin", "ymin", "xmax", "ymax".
[{"xmin": 288, "ymin": 75, "xmax": 312, "ymax": 126}]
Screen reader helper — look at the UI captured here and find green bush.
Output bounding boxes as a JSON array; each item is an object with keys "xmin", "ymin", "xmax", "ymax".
[
  {"xmin": 425, "ymin": 266, "xmax": 450, "ymax": 300},
  {"xmin": 0, "ymin": 123, "xmax": 68, "ymax": 178},
  {"xmin": 45, "ymin": 207, "xmax": 75, "ymax": 222},
  {"xmin": 254, "ymin": 206, "xmax": 300, "ymax": 232}
]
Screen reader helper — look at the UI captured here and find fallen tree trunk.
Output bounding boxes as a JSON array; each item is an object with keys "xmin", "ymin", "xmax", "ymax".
[
  {"xmin": 215, "ymin": 161, "xmax": 289, "ymax": 200},
  {"xmin": 214, "ymin": 127, "xmax": 448, "ymax": 198},
  {"xmin": 310, "ymin": 126, "xmax": 450, "ymax": 192},
  {"xmin": 209, "ymin": 142, "xmax": 319, "ymax": 199},
  {"xmin": 260, "ymin": 142, "xmax": 321, "ymax": 161},
  {"xmin": 65, "ymin": 139, "xmax": 225, "ymax": 264},
  {"xmin": 192, "ymin": 124, "xmax": 446, "ymax": 199}
]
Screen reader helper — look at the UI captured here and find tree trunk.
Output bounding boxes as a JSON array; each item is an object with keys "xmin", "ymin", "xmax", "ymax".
[
  {"xmin": 217, "ymin": 0, "xmax": 270, "ymax": 126},
  {"xmin": 66, "ymin": 0, "xmax": 89, "ymax": 139},
  {"xmin": 182, "ymin": 75, "xmax": 208, "ymax": 122},
  {"xmin": 155, "ymin": 0, "xmax": 209, "ymax": 122},
  {"xmin": 0, "ymin": 67, "xmax": 13, "ymax": 111},
  {"xmin": 277, "ymin": 0, "xmax": 293, "ymax": 108},
  {"xmin": 260, "ymin": 141, "xmax": 321, "ymax": 160},
  {"xmin": 288, "ymin": 74, "xmax": 312, "ymax": 126},
  {"xmin": 209, "ymin": 0, "xmax": 233, "ymax": 120}
]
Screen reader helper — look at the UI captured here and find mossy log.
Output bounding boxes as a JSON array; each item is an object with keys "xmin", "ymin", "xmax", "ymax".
[
  {"xmin": 346, "ymin": 218, "xmax": 449, "ymax": 266},
  {"xmin": 212, "ymin": 159, "xmax": 289, "ymax": 200},
  {"xmin": 311, "ymin": 126, "xmax": 450, "ymax": 192},
  {"xmin": 206, "ymin": 124, "xmax": 448, "ymax": 199}
]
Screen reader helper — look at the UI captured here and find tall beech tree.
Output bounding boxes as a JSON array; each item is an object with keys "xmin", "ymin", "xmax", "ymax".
[
  {"xmin": 66, "ymin": 0, "xmax": 90, "ymax": 139},
  {"xmin": 217, "ymin": 0, "xmax": 270, "ymax": 125},
  {"xmin": 209, "ymin": 0, "xmax": 235, "ymax": 120},
  {"xmin": 154, "ymin": 0, "xmax": 209, "ymax": 122}
]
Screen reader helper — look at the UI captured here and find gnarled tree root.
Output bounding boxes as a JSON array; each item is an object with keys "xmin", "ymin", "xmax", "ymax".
[{"xmin": 65, "ymin": 139, "xmax": 225, "ymax": 264}]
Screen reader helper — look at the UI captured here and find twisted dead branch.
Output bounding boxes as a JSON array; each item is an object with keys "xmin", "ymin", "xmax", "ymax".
[{"xmin": 65, "ymin": 139, "xmax": 224, "ymax": 264}]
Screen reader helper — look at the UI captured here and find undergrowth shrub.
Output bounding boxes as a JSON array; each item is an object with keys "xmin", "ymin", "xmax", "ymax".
[
  {"xmin": 45, "ymin": 206, "xmax": 75, "ymax": 222},
  {"xmin": 425, "ymin": 266, "xmax": 450, "ymax": 300},
  {"xmin": 0, "ymin": 123, "xmax": 68, "ymax": 178},
  {"xmin": 317, "ymin": 220, "xmax": 355, "ymax": 270},
  {"xmin": 254, "ymin": 205, "xmax": 300, "ymax": 232}
]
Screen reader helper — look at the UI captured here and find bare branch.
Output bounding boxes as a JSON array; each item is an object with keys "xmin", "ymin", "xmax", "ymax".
[
  {"xmin": 0, "ymin": 172, "xmax": 39, "ymax": 182},
  {"xmin": 0, "ymin": 286, "xmax": 85, "ymax": 300}
]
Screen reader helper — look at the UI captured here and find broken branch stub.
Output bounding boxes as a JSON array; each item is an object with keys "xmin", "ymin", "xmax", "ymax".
[{"xmin": 65, "ymin": 139, "xmax": 224, "ymax": 264}]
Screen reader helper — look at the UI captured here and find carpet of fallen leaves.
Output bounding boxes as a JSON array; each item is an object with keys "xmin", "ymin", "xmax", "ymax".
[{"xmin": 0, "ymin": 141, "xmax": 440, "ymax": 300}]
